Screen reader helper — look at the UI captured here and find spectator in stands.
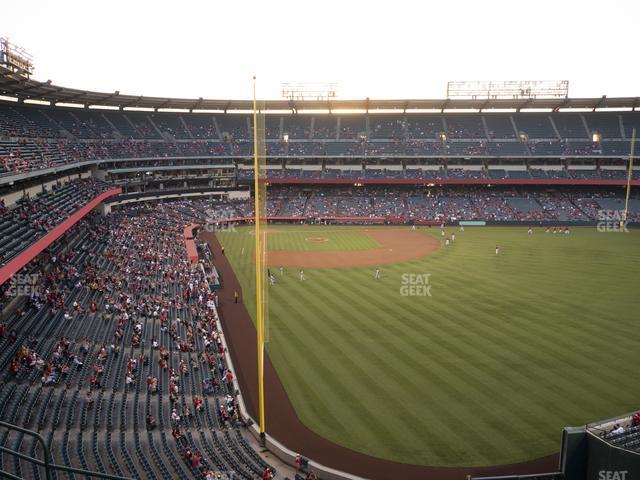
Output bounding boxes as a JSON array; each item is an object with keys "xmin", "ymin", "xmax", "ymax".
[
  {"xmin": 172, "ymin": 428, "xmax": 186, "ymax": 446},
  {"xmin": 79, "ymin": 338, "xmax": 90, "ymax": 354},
  {"xmin": 190, "ymin": 452, "xmax": 201, "ymax": 469},
  {"xmin": 225, "ymin": 369, "xmax": 234, "ymax": 391},
  {"xmin": 146, "ymin": 414, "xmax": 157, "ymax": 430},
  {"xmin": 171, "ymin": 408, "xmax": 181, "ymax": 424},
  {"xmin": 611, "ymin": 424, "xmax": 625, "ymax": 436},
  {"xmin": 90, "ymin": 375, "xmax": 101, "ymax": 390},
  {"xmin": 182, "ymin": 447, "xmax": 192, "ymax": 462},
  {"xmin": 85, "ymin": 390, "xmax": 94, "ymax": 408},
  {"xmin": 202, "ymin": 378, "xmax": 213, "ymax": 395},
  {"xmin": 72, "ymin": 355, "xmax": 83, "ymax": 370}
]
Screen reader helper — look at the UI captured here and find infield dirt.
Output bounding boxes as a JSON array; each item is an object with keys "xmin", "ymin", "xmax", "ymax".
[{"xmin": 268, "ymin": 229, "xmax": 441, "ymax": 268}]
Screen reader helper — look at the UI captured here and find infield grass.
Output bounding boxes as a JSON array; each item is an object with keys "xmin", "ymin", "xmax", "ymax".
[
  {"xmin": 263, "ymin": 228, "xmax": 379, "ymax": 251},
  {"xmin": 217, "ymin": 225, "xmax": 640, "ymax": 467}
]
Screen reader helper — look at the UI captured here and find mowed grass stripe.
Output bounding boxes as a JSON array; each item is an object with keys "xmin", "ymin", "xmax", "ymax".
[
  {"xmin": 269, "ymin": 312, "xmax": 445, "ymax": 459},
  {"xmin": 279, "ymin": 276, "xmax": 506, "ymax": 461},
  {"xmin": 405, "ymin": 241, "xmax": 640, "ymax": 420},
  {"xmin": 270, "ymin": 268, "xmax": 540, "ymax": 464},
  {"xmin": 427, "ymin": 268, "xmax": 637, "ymax": 388},
  {"xmin": 267, "ymin": 298, "xmax": 403, "ymax": 445},
  {"xmin": 282, "ymin": 231, "xmax": 636, "ymax": 456},
  {"xmin": 392, "ymin": 288, "xmax": 609, "ymax": 438},
  {"xmin": 258, "ymin": 225, "xmax": 636, "ymax": 450},
  {"xmin": 265, "ymin": 335, "xmax": 353, "ymax": 440},
  {"xmin": 270, "ymin": 280, "xmax": 484, "ymax": 464},
  {"xmin": 412, "ymin": 231, "xmax": 634, "ymax": 354},
  {"xmin": 311, "ymin": 274, "xmax": 534, "ymax": 463},
  {"xmin": 433, "ymin": 249, "xmax": 640, "ymax": 390},
  {"xmin": 316, "ymin": 272, "xmax": 572, "ymax": 460},
  {"xmin": 218, "ymin": 226, "xmax": 640, "ymax": 466}
]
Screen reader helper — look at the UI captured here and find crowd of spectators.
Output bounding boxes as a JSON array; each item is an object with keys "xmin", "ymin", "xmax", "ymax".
[
  {"xmin": 173, "ymin": 186, "xmax": 640, "ymax": 223},
  {"xmin": 0, "ymin": 178, "xmax": 638, "ymax": 478},
  {"xmin": 237, "ymin": 166, "xmax": 637, "ymax": 181},
  {"xmin": 1, "ymin": 132, "xmax": 637, "ymax": 177},
  {"xmin": 10, "ymin": 178, "xmax": 110, "ymax": 230},
  {"xmin": 596, "ymin": 412, "xmax": 640, "ymax": 453},
  {"xmin": 0, "ymin": 109, "xmax": 636, "ymax": 177},
  {"xmin": 0, "ymin": 178, "xmax": 111, "ymax": 266},
  {"xmin": 0, "ymin": 201, "xmax": 279, "ymax": 478}
]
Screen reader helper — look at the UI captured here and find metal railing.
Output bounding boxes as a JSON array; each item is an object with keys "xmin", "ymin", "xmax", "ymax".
[
  {"xmin": 470, "ymin": 472, "xmax": 563, "ymax": 480},
  {"xmin": 0, "ymin": 421, "xmax": 131, "ymax": 480}
]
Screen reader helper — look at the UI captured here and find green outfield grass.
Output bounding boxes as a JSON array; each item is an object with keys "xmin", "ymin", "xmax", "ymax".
[
  {"xmin": 217, "ymin": 225, "xmax": 640, "ymax": 467},
  {"xmin": 264, "ymin": 228, "xmax": 379, "ymax": 251}
]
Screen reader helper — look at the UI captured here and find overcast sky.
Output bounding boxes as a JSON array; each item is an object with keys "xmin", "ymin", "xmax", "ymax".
[{"xmin": 2, "ymin": 0, "xmax": 638, "ymax": 101}]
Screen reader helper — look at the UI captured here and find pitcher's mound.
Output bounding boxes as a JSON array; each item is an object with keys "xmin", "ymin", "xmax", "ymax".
[{"xmin": 305, "ymin": 237, "xmax": 329, "ymax": 243}]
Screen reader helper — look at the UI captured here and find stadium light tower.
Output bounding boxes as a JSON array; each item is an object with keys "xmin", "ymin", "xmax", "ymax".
[
  {"xmin": 0, "ymin": 37, "xmax": 34, "ymax": 78},
  {"xmin": 280, "ymin": 82, "xmax": 338, "ymax": 101},
  {"xmin": 446, "ymin": 80, "xmax": 569, "ymax": 99}
]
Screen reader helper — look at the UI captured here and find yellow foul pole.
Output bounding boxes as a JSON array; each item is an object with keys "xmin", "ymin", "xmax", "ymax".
[
  {"xmin": 252, "ymin": 76, "xmax": 266, "ymax": 436},
  {"xmin": 623, "ymin": 128, "xmax": 636, "ymax": 226}
]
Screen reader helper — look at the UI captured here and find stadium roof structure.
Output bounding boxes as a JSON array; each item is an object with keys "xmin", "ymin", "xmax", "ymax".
[{"xmin": 1, "ymin": 66, "xmax": 640, "ymax": 113}]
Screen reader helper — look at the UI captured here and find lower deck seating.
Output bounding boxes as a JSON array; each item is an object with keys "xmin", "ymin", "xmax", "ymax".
[
  {"xmin": 0, "ymin": 207, "xmax": 276, "ymax": 479},
  {"xmin": 0, "ymin": 178, "xmax": 111, "ymax": 266}
]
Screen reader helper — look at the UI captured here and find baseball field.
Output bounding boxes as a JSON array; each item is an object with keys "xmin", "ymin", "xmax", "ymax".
[{"xmin": 215, "ymin": 225, "xmax": 640, "ymax": 468}]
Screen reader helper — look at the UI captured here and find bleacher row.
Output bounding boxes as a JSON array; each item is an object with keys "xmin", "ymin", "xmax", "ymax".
[
  {"xmin": 1, "ymin": 138, "xmax": 635, "ymax": 177},
  {"xmin": 0, "ymin": 103, "xmax": 639, "ymax": 176},
  {"xmin": 1, "ymin": 184, "xmax": 638, "ymax": 286},
  {"xmin": 299, "ymin": 187, "xmax": 638, "ymax": 222},
  {"xmin": 237, "ymin": 167, "xmax": 633, "ymax": 181},
  {"xmin": 109, "ymin": 187, "xmax": 639, "ymax": 223},
  {"xmin": 604, "ymin": 425, "xmax": 640, "ymax": 453},
  {"xmin": 0, "ymin": 205, "xmax": 279, "ymax": 479},
  {"xmin": 2, "ymin": 104, "xmax": 640, "ymax": 141},
  {"xmin": 0, "ymin": 178, "xmax": 111, "ymax": 266},
  {"xmin": 0, "ymin": 138, "xmax": 633, "ymax": 164}
]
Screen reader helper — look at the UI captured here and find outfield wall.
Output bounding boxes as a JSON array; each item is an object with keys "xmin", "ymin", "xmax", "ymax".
[
  {"xmin": 202, "ymin": 216, "xmax": 639, "ymax": 229},
  {"xmin": 586, "ymin": 433, "xmax": 640, "ymax": 480}
]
